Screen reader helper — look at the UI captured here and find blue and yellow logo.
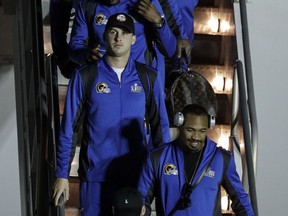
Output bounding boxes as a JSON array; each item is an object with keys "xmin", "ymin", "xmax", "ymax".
[
  {"xmin": 95, "ymin": 14, "xmax": 106, "ymax": 25},
  {"xmin": 164, "ymin": 163, "xmax": 178, "ymax": 175},
  {"xmin": 96, "ymin": 82, "xmax": 111, "ymax": 93}
]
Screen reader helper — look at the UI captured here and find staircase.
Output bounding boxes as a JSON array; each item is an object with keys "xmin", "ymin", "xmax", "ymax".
[{"xmin": 43, "ymin": 0, "xmax": 244, "ymax": 215}]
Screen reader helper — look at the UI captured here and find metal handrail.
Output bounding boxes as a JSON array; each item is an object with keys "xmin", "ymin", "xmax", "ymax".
[
  {"xmin": 230, "ymin": 66, "xmax": 248, "ymax": 191},
  {"xmin": 230, "ymin": 1, "xmax": 259, "ymax": 215},
  {"xmin": 239, "ymin": 0, "xmax": 259, "ymax": 174},
  {"xmin": 45, "ymin": 54, "xmax": 64, "ymax": 216},
  {"xmin": 232, "ymin": 60, "xmax": 258, "ymax": 216}
]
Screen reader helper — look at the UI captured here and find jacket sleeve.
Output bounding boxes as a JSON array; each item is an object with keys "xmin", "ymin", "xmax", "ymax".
[
  {"xmin": 68, "ymin": 2, "xmax": 91, "ymax": 65},
  {"xmin": 222, "ymin": 153, "xmax": 255, "ymax": 216},
  {"xmin": 148, "ymin": 69, "xmax": 171, "ymax": 148},
  {"xmin": 150, "ymin": 0, "xmax": 177, "ymax": 58},
  {"xmin": 138, "ymin": 153, "xmax": 156, "ymax": 214},
  {"xmin": 158, "ymin": 0, "xmax": 188, "ymax": 40},
  {"xmin": 49, "ymin": 0, "xmax": 73, "ymax": 60},
  {"xmin": 56, "ymin": 69, "xmax": 85, "ymax": 178}
]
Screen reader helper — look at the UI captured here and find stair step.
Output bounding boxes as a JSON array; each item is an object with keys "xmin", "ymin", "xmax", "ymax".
[
  {"xmin": 66, "ymin": 177, "xmax": 80, "ymax": 208},
  {"xmin": 65, "ymin": 207, "xmax": 79, "ymax": 216}
]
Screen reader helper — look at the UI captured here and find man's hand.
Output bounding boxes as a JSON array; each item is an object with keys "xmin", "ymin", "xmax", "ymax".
[
  {"xmin": 86, "ymin": 45, "xmax": 104, "ymax": 62},
  {"xmin": 136, "ymin": 0, "xmax": 162, "ymax": 25},
  {"xmin": 176, "ymin": 39, "xmax": 192, "ymax": 59},
  {"xmin": 53, "ymin": 178, "xmax": 69, "ymax": 206}
]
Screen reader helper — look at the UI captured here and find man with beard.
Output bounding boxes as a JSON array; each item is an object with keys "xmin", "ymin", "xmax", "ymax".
[{"xmin": 138, "ymin": 104, "xmax": 254, "ymax": 216}]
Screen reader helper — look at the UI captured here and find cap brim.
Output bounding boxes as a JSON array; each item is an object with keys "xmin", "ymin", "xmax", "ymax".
[{"xmin": 115, "ymin": 25, "xmax": 134, "ymax": 34}]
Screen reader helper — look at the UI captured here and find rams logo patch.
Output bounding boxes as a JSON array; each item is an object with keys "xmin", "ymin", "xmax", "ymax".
[
  {"xmin": 95, "ymin": 14, "xmax": 106, "ymax": 25},
  {"xmin": 164, "ymin": 163, "xmax": 178, "ymax": 175},
  {"xmin": 96, "ymin": 82, "xmax": 111, "ymax": 93}
]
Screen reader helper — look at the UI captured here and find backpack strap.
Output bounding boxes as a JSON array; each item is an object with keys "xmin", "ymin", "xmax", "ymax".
[
  {"xmin": 81, "ymin": 0, "xmax": 98, "ymax": 45},
  {"xmin": 218, "ymin": 147, "xmax": 231, "ymax": 179},
  {"xmin": 167, "ymin": 147, "xmax": 219, "ymax": 216},
  {"xmin": 135, "ymin": 61, "xmax": 157, "ymax": 134},
  {"xmin": 81, "ymin": 62, "xmax": 98, "ymax": 100},
  {"xmin": 72, "ymin": 62, "xmax": 98, "ymax": 132}
]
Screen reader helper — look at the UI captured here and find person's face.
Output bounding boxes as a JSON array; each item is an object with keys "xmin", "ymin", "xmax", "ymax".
[
  {"xmin": 178, "ymin": 113, "xmax": 208, "ymax": 152},
  {"xmin": 105, "ymin": 27, "xmax": 136, "ymax": 57}
]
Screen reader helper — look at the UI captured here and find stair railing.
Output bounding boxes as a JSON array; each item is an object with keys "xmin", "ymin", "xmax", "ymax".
[
  {"xmin": 45, "ymin": 53, "xmax": 64, "ymax": 216},
  {"xmin": 230, "ymin": 60, "xmax": 258, "ymax": 216}
]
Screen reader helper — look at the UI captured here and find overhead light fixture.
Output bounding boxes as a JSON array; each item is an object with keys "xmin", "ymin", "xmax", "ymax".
[
  {"xmin": 208, "ymin": 17, "xmax": 220, "ymax": 33},
  {"xmin": 225, "ymin": 79, "xmax": 233, "ymax": 92},
  {"xmin": 194, "ymin": 7, "xmax": 235, "ymax": 36},
  {"xmin": 220, "ymin": 20, "xmax": 231, "ymax": 33},
  {"xmin": 221, "ymin": 194, "xmax": 229, "ymax": 211},
  {"xmin": 218, "ymin": 134, "xmax": 229, "ymax": 150},
  {"xmin": 212, "ymin": 75, "xmax": 225, "ymax": 92}
]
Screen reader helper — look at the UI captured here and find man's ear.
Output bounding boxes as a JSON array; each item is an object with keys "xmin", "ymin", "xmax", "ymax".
[
  {"xmin": 131, "ymin": 35, "xmax": 136, "ymax": 45},
  {"xmin": 141, "ymin": 205, "xmax": 146, "ymax": 216}
]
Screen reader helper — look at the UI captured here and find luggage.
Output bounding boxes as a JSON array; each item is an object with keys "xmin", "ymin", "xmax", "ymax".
[{"xmin": 166, "ymin": 70, "xmax": 218, "ymax": 126}]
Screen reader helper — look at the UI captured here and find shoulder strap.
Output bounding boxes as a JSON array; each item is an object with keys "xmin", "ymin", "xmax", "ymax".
[
  {"xmin": 167, "ymin": 148, "xmax": 218, "ymax": 216},
  {"xmin": 150, "ymin": 146, "xmax": 165, "ymax": 173},
  {"xmin": 82, "ymin": 0, "xmax": 98, "ymax": 44},
  {"xmin": 80, "ymin": 62, "xmax": 98, "ymax": 100},
  {"xmin": 135, "ymin": 61, "xmax": 157, "ymax": 102},
  {"xmin": 72, "ymin": 62, "xmax": 98, "ymax": 132},
  {"xmin": 192, "ymin": 148, "xmax": 218, "ymax": 189},
  {"xmin": 135, "ymin": 62, "xmax": 157, "ymax": 134},
  {"xmin": 193, "ymin": 147, "xmax": 231, "ymax": 189},
  {"xmin": 218, "ymin": 147, "xmax": 231, "ymax": 179}
]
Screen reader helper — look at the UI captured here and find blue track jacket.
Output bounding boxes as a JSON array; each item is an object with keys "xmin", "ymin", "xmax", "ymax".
[
  {"xmin": 56, "ymin": 56, "xmax": 171, "ymax": 183},
  {"xmin": 68, "ymin": 0, "xmax": 177, "ymax": 88},
  {"xmin": 138, "ymin": 138, "xmax": 255, "ymax": 216}
]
